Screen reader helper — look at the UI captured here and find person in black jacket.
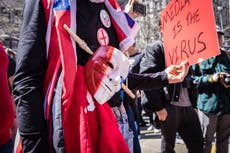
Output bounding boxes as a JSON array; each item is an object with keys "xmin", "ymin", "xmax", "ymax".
[{"xmin": 140, "ymin": 40, "xmax": 203, "ymax": 153}]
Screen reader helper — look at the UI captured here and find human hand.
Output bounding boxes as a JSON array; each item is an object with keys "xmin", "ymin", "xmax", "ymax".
[
  {"xmin": 209, "ymin": 73, "xmax": 220, "ymax": 83},
  {"xmin": 219, "ymin": 72, "xmax": 230, "ymax": 88},
  {"xmin": 135, "ymin": 90, "xmax": 141, "ymax": 98},
  {"xmin": 125, "ymin": 0, "xmax": 141, "ymax": 18},
  {"xmin": 156, "ymin": 108, "xmax": 168, "ymax": 121},
  {"xmin": 165, "ymin": 60, "xmax": 189, "ymax": 84},
  {"xmin": 194, "ymin": 108, "xmax": 198, "ymax": 114}
]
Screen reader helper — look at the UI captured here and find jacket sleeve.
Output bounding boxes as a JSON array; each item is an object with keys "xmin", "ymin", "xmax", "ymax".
[
  {"xmin": 13, "ymin": 0, "xmax": 49, "ymax": 152},
  {"xmin": 191, "ymin": 64, "xmax": 215, "ymax": 87},
  {"xmin": 192, "ymin": 51, "xmax": 230, "ymax": 87},
  {"xmin": 138, "ymin": 41, "xmax": 167, "ymax": 112},
  {"xmin": 128, "ymin": 71, "xmax": 168, "ymax": 90},
  {"xmin": 192, "ymin": 59, "xmax": 217, "ymax": 87}
]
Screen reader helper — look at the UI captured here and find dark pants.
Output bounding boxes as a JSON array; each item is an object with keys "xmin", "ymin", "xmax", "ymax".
[
  {"xmin": 0, "ymin": 139, "xmax": 13, "ymax": 153},
  {"xmin": 198, "ymin": 110, "xmax": 230, "ymax": 153},
  {"xmin": 160, "ymin": 104, "xmax": 203, "ymax": 153}
]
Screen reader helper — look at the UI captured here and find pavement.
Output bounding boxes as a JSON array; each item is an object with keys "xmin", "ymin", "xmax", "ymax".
[
  {"xmin": 139, "ymin": 125, "xmax": 187, "ymax": 153},
  {"xmin": 138, "ymin": 121, "xmax": 230, "ymax": 153}
]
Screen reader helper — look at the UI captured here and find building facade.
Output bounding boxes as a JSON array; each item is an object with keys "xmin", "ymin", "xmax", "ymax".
[
  {"xmin": 0, "ymin": 0, "xmax": 22, "ymax": 51},
  {"xmin": 213, "ymin": 0, "xmax": 230, "ymax": 46},
  {"xmin": 135, "ymin": 0, "xmax": 230, "ymax": 52},
  {"xmin": 0, "ymin": 0, "xmax": 229, "ymax": 51}
]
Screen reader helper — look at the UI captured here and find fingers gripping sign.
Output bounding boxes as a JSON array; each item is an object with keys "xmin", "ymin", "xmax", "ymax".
[{"xmin": 166, "ymin": 60, "xmax": 189, "ymax": 84}]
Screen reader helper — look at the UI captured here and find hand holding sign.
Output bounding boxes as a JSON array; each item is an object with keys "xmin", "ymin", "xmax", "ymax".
[{"xmin": 165, "ymin": 60, "xmax": 189, "ymax": 84}]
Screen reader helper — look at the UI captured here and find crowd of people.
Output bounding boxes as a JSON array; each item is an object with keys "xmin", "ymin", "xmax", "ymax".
[{"xmin": 0, "ymin": 0, "xmax": 230, "ymax": 153}]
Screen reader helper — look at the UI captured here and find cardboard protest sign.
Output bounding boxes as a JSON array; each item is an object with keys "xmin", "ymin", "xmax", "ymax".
[{"xmin": 160, "ymin": 0, "xmax": 220, "ymax": 66}]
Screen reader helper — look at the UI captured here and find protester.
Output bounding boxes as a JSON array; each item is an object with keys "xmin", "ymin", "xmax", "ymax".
[
  {"xmin": 0, "ymin": 41, "xmax": 15, "ymax": 153},
  {"xmin": 139, "ymin": 40, "xmax": 203, "ymax": 153},
  {"xmin": 13, "ymin": 0, "xmax": 189, "ymax": 152},
  {"xmin": 192, "ymin": 25, "xmax": 230, "ymax": 153}
]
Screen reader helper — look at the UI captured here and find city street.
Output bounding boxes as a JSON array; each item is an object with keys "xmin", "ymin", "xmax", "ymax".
[
  {"xmin": 139, "ymin": 125, "xmax": 187, "ymax": 153},
  {"xmin": 139, "ymin": 125, "xmax": 230, "ymax": 153}
]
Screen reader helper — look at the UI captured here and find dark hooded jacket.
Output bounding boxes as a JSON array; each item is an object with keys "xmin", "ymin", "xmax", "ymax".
[{"xmin": 140, "ymin": 41, "xmax": 198, "ymax": 113}]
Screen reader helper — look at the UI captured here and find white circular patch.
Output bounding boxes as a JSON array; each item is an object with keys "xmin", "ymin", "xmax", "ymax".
[
  {"xmin": 97, "ymin": 28, "xmax": 109, "ymax": 46},
  {"xmin": 100, "ymin": 9, "xmax": 111, "ymax": 28}
]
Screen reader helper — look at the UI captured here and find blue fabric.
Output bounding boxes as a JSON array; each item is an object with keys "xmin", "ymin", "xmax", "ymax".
[
  {"xmin": 117, "ymin": 108, "xmax": 134, "ymax": 153},
  {"xmin": 53, "ymin": 0, "xmax": 70, "ymax": 10},
  {"xmin": 52, "ymin": 73, "xmax": 65, "ymax": 152},
  {"xmin": 127, "ymin": 106, "xmax": 141, "ymax": 153}
]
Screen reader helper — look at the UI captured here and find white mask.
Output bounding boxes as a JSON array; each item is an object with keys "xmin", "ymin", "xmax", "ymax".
[{"xmin": 85, "ymin": 46, "xmax": 130, "ymax": 104}]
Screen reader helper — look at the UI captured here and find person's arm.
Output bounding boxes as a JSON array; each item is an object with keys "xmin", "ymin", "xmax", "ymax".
[
  {"xmin": 192, "ymin": 52, "xmax": 230, "ymax": 88},
  {"xmin": 129, "ymin": 42, "xmax": 167, "ymax": 90},
  {"xmin": 192, "ymin": 63, "xmax": 220, "ymax": 87},
  {"xmin": 129, "ymin": 42, "xmax": 188, "ymax": 114},
  {"xmin": 129, "ymin": 42, "xmax": 188, "ymax": 90},
  {"xmin": 13, "ymin": 0, "xmax": 48, "ymax": 152},
  {"xmin": 128, "ymin": 71, "xmax": 168, "ymax": 90}
]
